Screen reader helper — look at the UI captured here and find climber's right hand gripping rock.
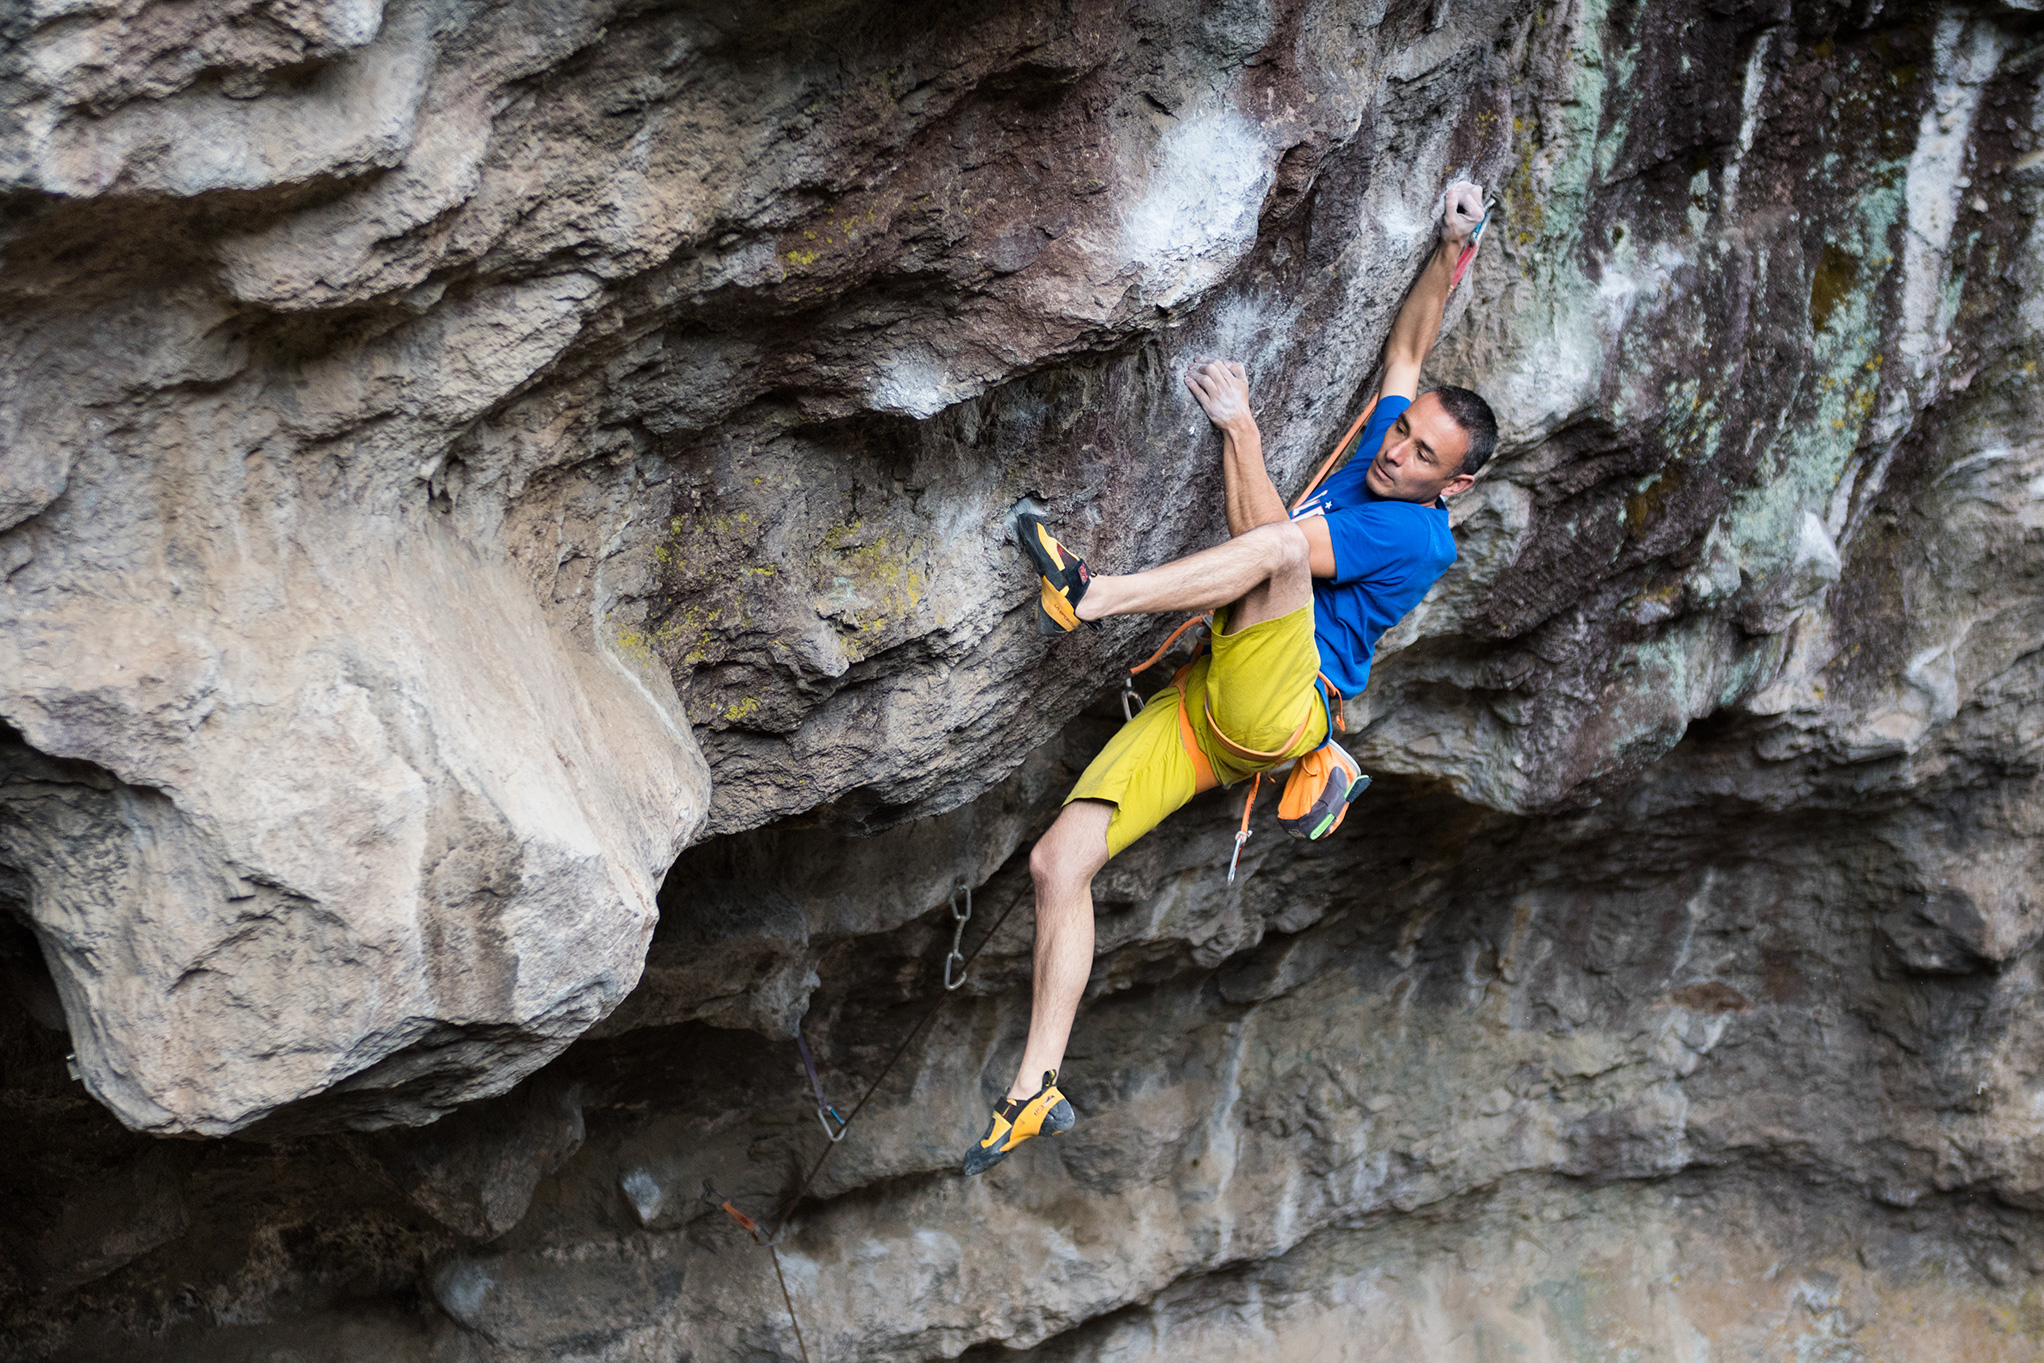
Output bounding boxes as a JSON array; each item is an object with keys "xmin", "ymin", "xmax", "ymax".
[{"xmin": 1442, "ymin": 180, "xmax": 1485, "ymax": 248}]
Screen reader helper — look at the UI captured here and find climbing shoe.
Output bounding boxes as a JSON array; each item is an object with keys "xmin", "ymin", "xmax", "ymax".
[
  {"xmin": 1011, "ymin": 510, "xmax": 1093, "ymax": 634},
  {"xmin": 963, "ymin": 1071, "xmax": 1075, "ymax": 1176}
]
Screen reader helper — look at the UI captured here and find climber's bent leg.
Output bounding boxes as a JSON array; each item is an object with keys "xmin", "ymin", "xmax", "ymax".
[{"xmin": 1075, "ymin": 521, "xmax": 1313, "ymax": 628}]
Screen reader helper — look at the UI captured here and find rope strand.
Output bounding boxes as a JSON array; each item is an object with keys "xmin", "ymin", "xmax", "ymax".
[
  {"xmin": 713, "ymin": 884, "xmax": 1027, "ymax": 1362},
  {"xmin": 768, "ymin": 1246, "xmax": 810, "ymax": 1363},
  {"xmin": 768, "ymin": 885, "xmax": 1028, "ymax": 1237}
]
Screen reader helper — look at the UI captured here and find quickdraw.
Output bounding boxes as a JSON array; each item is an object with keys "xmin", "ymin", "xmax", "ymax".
[
  {"xmin": 704, "ymin": 1183, "xmax": 808, "ymax": 1363},
  {"xmin": 943, "ymin": 885, "xmax": 973, "ymax": 990},
  {"xmin": 1449, "ymin": 198, "xmax": 1494, "ymax": 291},
  {"xmin": 1229, "ymin": 774, "xmax": 1258, "ymax": 884},
  {"xmin": 794, "ymin": 1031, "xmax": 846, "ymax": 1143},
  {"xmin": 704, "ymin": 1179, "xmax": 773, "ymax": 1245}
]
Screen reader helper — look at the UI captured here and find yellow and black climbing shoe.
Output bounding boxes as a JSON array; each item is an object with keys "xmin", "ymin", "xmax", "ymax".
[
  {"xmin": 1011, "ymin": 510, "xmax": 1094, "ymax": 635},
  {"xmin": 963, "ymin": 1071, "xmax": 1075, "ymax": 1176}
]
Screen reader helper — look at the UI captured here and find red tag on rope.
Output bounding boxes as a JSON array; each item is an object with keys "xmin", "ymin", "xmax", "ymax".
[{"xmin": 720, "ymin": 1201, "xmax": 760, "ymax": 1237}]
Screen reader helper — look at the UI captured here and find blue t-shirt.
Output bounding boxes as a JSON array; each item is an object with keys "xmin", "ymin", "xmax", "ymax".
[{"xmin": 1291, "ymin": 395, "xmax": 1457, "ymax": 699}]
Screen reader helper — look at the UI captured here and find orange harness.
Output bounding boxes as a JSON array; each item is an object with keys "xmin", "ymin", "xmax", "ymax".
[{"xmin": 1148, "ymin": 636, "xmax": 1341, "ymax": 882}]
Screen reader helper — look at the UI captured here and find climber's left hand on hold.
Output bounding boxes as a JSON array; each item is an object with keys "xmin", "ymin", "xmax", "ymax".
[
  {"xmin": 1442, "ymin": 181, "xmax": 1485, "ymax": 248},
  {"xmin": 1186, "ymin": 357, "xmax": 1252, "ymax": 432}
]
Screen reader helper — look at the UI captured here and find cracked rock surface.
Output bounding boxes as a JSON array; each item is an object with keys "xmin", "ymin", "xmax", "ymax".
[{"xmin": 6, "ymin": 0, "xmax": 2044, "ymax": 1358}]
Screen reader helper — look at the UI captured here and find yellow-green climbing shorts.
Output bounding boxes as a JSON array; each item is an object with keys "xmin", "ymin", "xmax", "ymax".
[{"xmin": 1066, "ymin": 604, "xmax": 1328, "ymax": 858}]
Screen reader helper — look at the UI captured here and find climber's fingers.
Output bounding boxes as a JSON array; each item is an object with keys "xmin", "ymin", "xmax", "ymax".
[
  {"xmin": 1185, "ymin": 358, "xmax": 1250, "ymax": 427},
  {"xmin": 1442, "ymin": 180, "xmax": 1485, "ymax": 246},
  {"xmin": 1188, "ymin": 357, "xmax": 1245, "ymax": 397}
]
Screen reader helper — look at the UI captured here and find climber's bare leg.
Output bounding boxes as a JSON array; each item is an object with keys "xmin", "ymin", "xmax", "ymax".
[
  {"xmin": 1007, "ymin": 799, "xmax": 1111, "ymax": 1101},
  {"xmin": 1074, "ymin": 520, "xmax": 1313, "ymax": 632}
]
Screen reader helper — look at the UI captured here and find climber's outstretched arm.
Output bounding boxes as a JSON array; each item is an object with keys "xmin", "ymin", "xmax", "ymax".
[
  {"xmin": 1380, "ymin": 181, "xmax": 1487, "ymax": 402},
  {"xmin": 1183, "ymin": 181, "xmax": 1483, "ymax": 540}
]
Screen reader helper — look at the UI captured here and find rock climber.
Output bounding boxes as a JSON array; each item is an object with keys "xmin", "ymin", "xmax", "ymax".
[{"xmin": 964, "ymin": 181, "xmax": 1499, "ymax": 1176}]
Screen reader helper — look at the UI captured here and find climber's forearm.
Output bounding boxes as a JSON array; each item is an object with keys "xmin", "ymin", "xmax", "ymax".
[
  {"xmin": 1185, "ymin": 358, "xmax": 1287, "ymax": 536},
  {"xmin": 1220, "ymin": 415, "xmax": 1289, "ymax": 536},
  {"xmin": 1379, "ymin": 240, "xmax": 1456, "ymax": 402}
]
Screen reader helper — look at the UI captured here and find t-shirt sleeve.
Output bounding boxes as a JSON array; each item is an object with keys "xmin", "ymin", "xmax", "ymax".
[
  {"xmin": 1303, "ymin": 395, "xmax": 1411, "ymax": 510},
  {"xmin": 1322, "ymin": 502, "xmax": 1430, "ymax": 588}
]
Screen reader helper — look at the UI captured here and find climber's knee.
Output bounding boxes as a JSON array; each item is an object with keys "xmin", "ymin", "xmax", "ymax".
[
  {"xmin": 1234, "ymin": 520, "xmax": 1310, "ymax": 588},
  {"xmin": 1031, "ymin": 801, "xmax": 1111, "ymax": 899},
  {"xmin": 1261, "ymin": 520, "xmax": 1312, "ymax": 585},
  {"xmin": 1223, "ymin": 521, "xmax": 1313, "ymax": 628}
]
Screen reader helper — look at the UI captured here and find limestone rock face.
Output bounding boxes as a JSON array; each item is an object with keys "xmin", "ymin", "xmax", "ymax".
[
  {"xmin": 5, "ymin": 0, "xmax": 2044, "ymax": 1359},
  {"xmin": 2, "ymin": 2, "xmax": 719, "ymax": 1134}
]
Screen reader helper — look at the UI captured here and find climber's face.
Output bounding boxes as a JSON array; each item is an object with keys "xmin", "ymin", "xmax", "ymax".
[{"xmin": 1364, "ymin": 392, "xmax": 1477, "ymax": 504}]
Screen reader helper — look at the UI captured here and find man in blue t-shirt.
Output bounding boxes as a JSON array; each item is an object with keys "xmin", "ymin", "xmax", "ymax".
[{"xmin": 965, "ymin": 182, "xmax": 1500, "ymax": 1175}]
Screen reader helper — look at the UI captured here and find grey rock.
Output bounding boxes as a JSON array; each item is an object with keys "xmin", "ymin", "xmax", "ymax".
[
  {"xmin": 427, "ymin": 1234, "xmax": 685, "ymax": 1353},
  {"xmin": 367, "ymin": 1078, "xmax": 587, "ymax": 1240},
  {"xmin": 22, "ymin": 1145, "xmax": 194, "ymax": 1294},
  {"xmin": 5, "ymin": 0, "xmax": 2044, "ymax": 1360}
]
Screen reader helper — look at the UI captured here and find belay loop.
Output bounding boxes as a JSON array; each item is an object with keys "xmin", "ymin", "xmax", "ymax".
[{"xmin": 943, "ymin": 885, "xmax": 973, "ymax": 990}]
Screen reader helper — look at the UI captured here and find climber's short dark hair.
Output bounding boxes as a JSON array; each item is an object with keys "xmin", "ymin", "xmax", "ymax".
[{"xmin": 1427, "ymin": 385, "xmax": 1498, "ymax": 476}]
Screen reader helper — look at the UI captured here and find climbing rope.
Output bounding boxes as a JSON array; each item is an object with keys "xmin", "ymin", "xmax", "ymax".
[
  {"xmin": 707, "ymin": 879, "xmax": 1028, "ymax": 1359},
  {"xmin": 701, "ymin": 1182, "xmax": 810, "ymax": 1361},
  {"xmin": 766, "ymin": 1247, "xmax": 808, "ymax": 1361},
  {"xmin": 1120, "ymin": 612, "xmax": 1212, "ymax": 719},
  {"xmin": 1280, "ymin": 390, "xmax": 1389, "ymax": 531}
]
